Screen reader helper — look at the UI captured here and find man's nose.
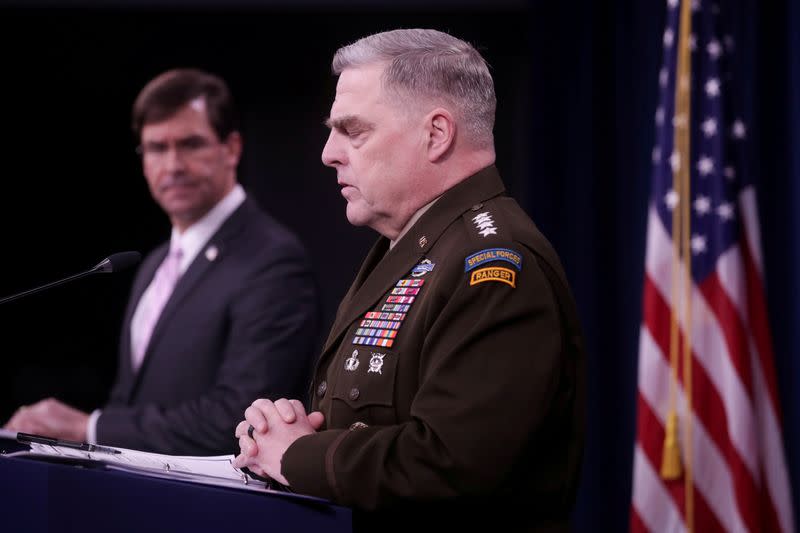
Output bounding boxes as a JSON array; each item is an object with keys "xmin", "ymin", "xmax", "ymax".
[
  {"xmin": 162, "ymin": 145, "xmax": 188, "ymax": 170},
  {"xmin": 321, "ymin": 131, "xmax": 345, "ymax": 167}
]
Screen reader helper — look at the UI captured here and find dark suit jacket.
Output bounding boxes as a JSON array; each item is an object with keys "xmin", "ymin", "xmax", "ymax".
[
  {"xmin": 282, "ymin": 166, "xmax": 586, "ymax": 531},
  {"xmin": 97, "ymin": 196, "xmax": 319, "ymax": 455}
]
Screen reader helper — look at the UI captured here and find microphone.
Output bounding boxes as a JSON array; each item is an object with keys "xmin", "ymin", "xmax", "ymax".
[
  {"xmin": 92, "ymin": 251, "xmax": 142, "ymax": 273},
  {"xmin": 0, "ymin": 251, "xmax": 141, "ymax": 305}
]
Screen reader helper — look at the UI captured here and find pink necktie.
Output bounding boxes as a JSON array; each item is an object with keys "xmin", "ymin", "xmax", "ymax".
[{"xmin": 131, "ymin": 247, "xmax": 183, "ymax": 372}]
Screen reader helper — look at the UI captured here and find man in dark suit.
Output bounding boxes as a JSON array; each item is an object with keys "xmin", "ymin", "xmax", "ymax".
[
  {"xmin": 233, "ymin": 29, "xmax": 586, "ymax": 531},
  {"xmin": 5, "ymin": 69, "xmax": 319, "ymax": 455}
]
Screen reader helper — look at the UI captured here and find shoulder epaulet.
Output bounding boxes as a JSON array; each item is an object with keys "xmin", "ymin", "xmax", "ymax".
[
  {"xmin": 459, "ymin": 199, "xmax": 524, "ymax": 287},
  {"xmin": 461, "ymin": 199, "xmax": 512, "ymax": 245}
]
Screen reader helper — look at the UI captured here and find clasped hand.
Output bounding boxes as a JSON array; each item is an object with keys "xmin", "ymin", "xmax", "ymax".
[{"xmin": 233, "ymin": 398, "xmax": 324, "ymax": 486}]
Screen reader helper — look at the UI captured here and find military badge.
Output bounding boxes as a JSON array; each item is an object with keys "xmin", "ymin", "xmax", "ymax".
[
  {"xmin": 411, "ymin": 259, "xmax": 435, "ymax": 277},
  {"xmin": 345, "ymin": 350, "xmax": 360, "ymax": 371},
  {"xmin": 472, "ymin": 211, "xmax": 498, "ymax": 237},
  {"xmin": 368, "ymin": 353, "xmax": 386, "ymax": 374},
  {"xmin": 352, "ymin": 266, "xmax": 430, "ymax": 348}
]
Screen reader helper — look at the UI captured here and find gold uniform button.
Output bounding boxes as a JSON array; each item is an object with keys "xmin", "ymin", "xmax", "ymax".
[
  {"xmin": 349, "ymin": 387, "xmax": 360, "ymax": 401},
  {"xmin": 350, "ymin": 421, "xmax": 369, "ymax": 430},
  {"xmin": 316, "ymin": 381, "xmax": 327, "ymax": 398}
]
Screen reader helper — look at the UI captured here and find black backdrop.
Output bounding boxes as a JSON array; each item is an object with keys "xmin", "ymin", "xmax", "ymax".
[
  {"xmin": 0, "ymin": 5, "xmax": 533, "ymax": 456},
  {"xmin": 2, "ymin": 2, "xmax": 799, "ymax": 531}
]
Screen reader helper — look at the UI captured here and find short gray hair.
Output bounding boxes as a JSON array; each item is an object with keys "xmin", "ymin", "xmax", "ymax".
[{"xmin": 332, "ymin": 29, "xmax": 496, "ymax": 148}]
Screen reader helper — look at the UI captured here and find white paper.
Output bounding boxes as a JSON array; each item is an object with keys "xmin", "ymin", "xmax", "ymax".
[
  {"xmin": 22, "ymin": 442, "xmax": 258, "ymax": 487},
  {"xmin": 5, "ymin": 440, "xmax": 332, "ymax": 503}
]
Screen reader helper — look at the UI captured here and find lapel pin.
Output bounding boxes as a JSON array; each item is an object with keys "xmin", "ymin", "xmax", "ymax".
[
  {"xmin": 418, "ymin": 236, "xmax": 428, "ymax": 248},
  {"xmin": 205, "ymin": 245, "xmax": 218, "ymax": 262}
]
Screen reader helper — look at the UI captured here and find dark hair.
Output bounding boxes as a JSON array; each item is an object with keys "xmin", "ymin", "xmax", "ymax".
[{"xmin": 131, "ymin": 68, "xmax": 239, "ymax": 140}]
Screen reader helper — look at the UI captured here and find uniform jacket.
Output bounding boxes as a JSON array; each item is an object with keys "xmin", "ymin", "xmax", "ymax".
[
  {"xmin": 282, "ymin": 166, "xmax": 586, "ymax": 531},
  {"xmin": 98, "ymin": 197, "xmax": 319, "ymax": 455}
]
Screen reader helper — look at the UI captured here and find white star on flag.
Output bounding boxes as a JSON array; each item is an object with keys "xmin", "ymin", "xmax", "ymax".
[
  {"xmin": 697, "ymin": 156, "xmax": 714, "ymax": 176},
  {"xmin": 664, "ymin": 28, "xmax": 675, "ymax": 47},
  {"xmin": 694, "ymin": 195, "xmax": 711, "ymax": 215},
  {"xmin": 664, "ymin": 189, "xmax": 679, "ymax": 210},
  {"xmin": 724, "ymin": 166, "xmax": 736, "ymax": 179},
  {"xmin": 732, "ymin": 119, "xmax": 747, "ymax": 139},
  {"xmin": 659, "ymin": 68, "xmax": 669, "ymax": 88},
  {"xmin": 655, "ymin": 107, "xmax": 665, "ymax": 125},
  {"xmin": 701, "ymin": 117, "xmax": 717, "ymax": 137},
  {"xmin": 689, "ymin": 34, "xmax": 697, "ymax": 51},
  {"xmin": 705, "ymin": 78, "xmax": 720, "ymax": 97},
  {"xmin": 667, "ymin": 0, "xmax": 679, "ymax": 8},
  {"xmin": 690, "ymin": 234, "xmax": 708, "ymax": 254},
  {"xmin": 669, "ymin": 151, "xmax": 680, "ymax": 172},
  {"xmin": 716, "ymin": 202, "xmax": 734, "ymax": 220},
  {"xmin": 652, "ymin": 147, "xmax": 661, "ymax": 163},
  {"xmin": 707, "ymin": 39, "xmax": 722, "ymax": 59}
]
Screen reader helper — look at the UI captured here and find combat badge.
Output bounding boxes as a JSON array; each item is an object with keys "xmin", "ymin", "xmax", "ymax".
[{"xmin": 411, "ymin": 259, "xmax": 435, "ymax": 277}]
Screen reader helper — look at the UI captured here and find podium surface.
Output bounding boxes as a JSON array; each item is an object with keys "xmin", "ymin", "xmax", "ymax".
[{"xmin": 0, "ymin": 453, "xmax": 352, "ymax": 532}]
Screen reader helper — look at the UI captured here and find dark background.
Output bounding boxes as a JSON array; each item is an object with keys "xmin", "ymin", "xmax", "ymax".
[{"xmin": 0, "ymin": 1, "xmax": 797, "ymax": 531}]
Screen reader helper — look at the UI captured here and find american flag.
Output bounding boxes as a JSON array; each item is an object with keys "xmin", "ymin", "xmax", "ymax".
[{"xmin": 631, "ymin": 0, "xmax": 795, "ymax": 532}]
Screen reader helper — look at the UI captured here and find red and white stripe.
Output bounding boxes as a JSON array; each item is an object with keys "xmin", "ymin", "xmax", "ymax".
[{"xmin": 631, "ymin": 187, "xmax": 795, "ymax": 532}]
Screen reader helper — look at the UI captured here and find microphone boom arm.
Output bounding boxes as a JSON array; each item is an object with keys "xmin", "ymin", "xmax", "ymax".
[
  {"xmin": 0, "ymin": 270, "xmax": 97, "ymax": 305},
  {"xmin": 0, "ymin": 251, "xmax": 140, "ymax": 306}
]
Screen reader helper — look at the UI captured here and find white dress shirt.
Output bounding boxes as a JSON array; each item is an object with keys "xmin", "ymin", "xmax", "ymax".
[{"xmin": 87, "ymin": 184, "xmax": 246, "ymax": 444}]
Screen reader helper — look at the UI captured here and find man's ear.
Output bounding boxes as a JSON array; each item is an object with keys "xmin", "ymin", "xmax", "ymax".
[
  {"xmin": 425, "ymin": 108, "xmax": 456, "ymax": 162},
  {"xmin": 223, "ymin": 131, "xmax": 243, "ymax": 167}
]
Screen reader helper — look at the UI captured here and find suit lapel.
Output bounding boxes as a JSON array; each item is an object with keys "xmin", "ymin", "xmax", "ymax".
[{"xmin": 132, "ymin": 199, "xmax": 252, "ymax": 385}]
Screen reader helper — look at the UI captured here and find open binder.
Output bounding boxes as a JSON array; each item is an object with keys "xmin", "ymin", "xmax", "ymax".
[{"xmin": 0, "ymin": 431, "xmax": 324, "ymax": 504}]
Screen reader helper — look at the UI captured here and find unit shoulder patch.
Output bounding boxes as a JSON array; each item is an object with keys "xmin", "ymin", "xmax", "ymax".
[
  {"xmin": 469, "ymin": 266, "xmax": 516, "ymax": 288},
  {"xmin": 464, "ymin": 247, "xmax": 523, "ymax": 272}
]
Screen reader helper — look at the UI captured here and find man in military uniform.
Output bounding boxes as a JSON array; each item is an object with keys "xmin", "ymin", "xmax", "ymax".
[{"xmin": 234, "ymin": 29, "xmax": 586, "ymax": 531}]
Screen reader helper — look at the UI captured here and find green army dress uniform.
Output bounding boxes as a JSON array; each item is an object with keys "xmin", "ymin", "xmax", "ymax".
[{"xmin": 283, "ymin": 165, "xmax": 586, "ymax": 531}]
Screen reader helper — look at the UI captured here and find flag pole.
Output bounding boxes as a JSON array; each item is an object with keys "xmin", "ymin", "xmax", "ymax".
[
  {"xmin": 676, "ymin": 0, "xmax": 694, "ymax": 530},
  {"xmin": 662, "ymin": 1, "xmax": 692, "ymax": 490}
]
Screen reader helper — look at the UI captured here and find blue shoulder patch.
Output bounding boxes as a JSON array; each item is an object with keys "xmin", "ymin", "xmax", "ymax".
[{"xmin": 464, "ymin": 248, "xmax": 523, "ymax": 272}]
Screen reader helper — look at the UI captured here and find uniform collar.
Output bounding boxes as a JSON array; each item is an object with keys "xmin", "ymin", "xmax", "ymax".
[
  {"xmin": 389, "ymin": 164, "xmax": 506, "ymax": 259},
  {"xmin": 322, "ymin": 165, "xmax": 506, "ymax": 354}
]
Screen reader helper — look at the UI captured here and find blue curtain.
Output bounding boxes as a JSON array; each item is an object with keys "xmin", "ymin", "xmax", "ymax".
[{"xmin": 526, "ymin": 1, "xmax": 799, "ymax": 530}]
